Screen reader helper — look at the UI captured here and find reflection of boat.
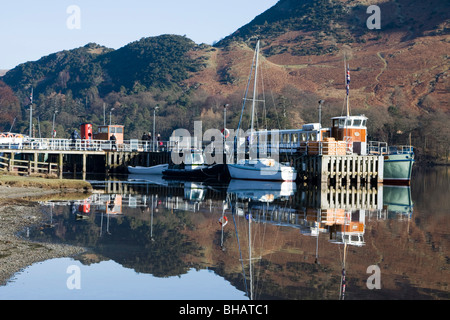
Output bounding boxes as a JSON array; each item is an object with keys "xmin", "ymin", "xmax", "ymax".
[
  {"xmin": 127, "ymin": 173, "xmax": 168, "ymax": 186},
  {"xmin": 127, "ymin": 164, "xmax": 168, "ymax": 175},
  {"xmin": 383, "ymin": 185, "xmax": 413, "ymax": 216},
  {"xmin": 325, "ymin": 209, "xmax": 365, "ymax": 300},
  {"xmin": 226, "ymin": 40, "xmax": 297, "ymax": 182},
  {"xmin": 184, "ymin": 182, "xmax": 206, "ymax": 202},
  {"xmin": 227, "ymin": 179, "xmax": 296, "ymax": 202}
]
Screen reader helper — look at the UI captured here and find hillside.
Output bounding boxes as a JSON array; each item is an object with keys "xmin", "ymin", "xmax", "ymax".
[{"xmin": 0, "ymin": 0, "xmax": 448, "ymax": 162}]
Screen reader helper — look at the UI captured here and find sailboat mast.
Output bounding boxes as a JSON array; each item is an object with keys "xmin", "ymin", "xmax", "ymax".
[{"xmin": 250, "ymin": 40, "xmax": 260, "ymax": 138}]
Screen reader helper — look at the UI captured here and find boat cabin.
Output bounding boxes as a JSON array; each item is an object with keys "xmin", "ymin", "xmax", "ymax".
[
  {"xmin": 94, "ymin": 125, "xmax": 124, "ymax": 144},
  {"xmin": 331, "ymin": 115, "xmax": 368, "ymax": 155}
]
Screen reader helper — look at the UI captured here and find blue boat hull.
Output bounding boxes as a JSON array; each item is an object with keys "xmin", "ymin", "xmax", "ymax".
[{"xmin": 383, "ymin": 153, "xmax": 414, "ymax": 185}]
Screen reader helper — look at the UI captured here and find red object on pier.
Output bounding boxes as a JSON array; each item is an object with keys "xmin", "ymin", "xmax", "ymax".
[{"xmin": 80, "ymin": 123, "xmax": 93, "ymax": 140}]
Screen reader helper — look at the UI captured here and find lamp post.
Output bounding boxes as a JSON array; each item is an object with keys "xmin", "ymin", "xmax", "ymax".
[
  {"xmin": 52, "ymin": 110, "xmax": 58, "ymax": 138},
  {"xmin": 109, "ymin": 108, "xmax": 115, "ymax": 126},
  {"xmin": 318, "ymin": 100, "xmax": 324, "ymax": 127},
  {"xmin": 153, "ymin": 105, "xmax": 159, "ymax": 152}
]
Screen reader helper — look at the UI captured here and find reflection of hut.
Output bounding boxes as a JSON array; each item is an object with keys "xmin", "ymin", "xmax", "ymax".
[
  {"xmin": 327, "ymin": 209, "xmax": 365, "ymax": 247},
  {"xmin": 94, "ymin": 125, "xmax": 124, "ymax": 144},
  {"xmin": 105, "ymin": 195, "xmax": 123, "ymax": 215}
]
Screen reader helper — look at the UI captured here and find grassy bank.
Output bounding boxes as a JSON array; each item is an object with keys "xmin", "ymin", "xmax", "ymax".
[{"xmin": 0, "ymin": 172, "xmax": 92, "ymax": 191}]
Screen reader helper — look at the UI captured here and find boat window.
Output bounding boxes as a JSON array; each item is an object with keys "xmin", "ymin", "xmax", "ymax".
[
  {"xmin": 346, "ymin": 119, "xmax": 352, "ymax": 126},
  {"xmin": 301, "ymin": 133, "xmax": 307, "ymax": 141},
  {"xmin": 309, "ymin": 133, "xmax": 317, "ymax": 141},
  {"xmin": 353, "ymin": 119, "xmax": 362, "ymax": 127},
  {"xmin": 99, "ymin": 127, "xmax": 108, "ymax": 133},
  {"xmin": 292, "ymin": 134, "xmax": 298, "ymax": 143},
  {"xmin": 362, "ymin": 120, "xmax": 367, "ymax": 127},
  {"xmin": 282, "ymin": 134, "xmax": 290, "ymax": 143},
  {"xmin": 339, "ymin": 118, "xmax": 346, "ymax": 127}
]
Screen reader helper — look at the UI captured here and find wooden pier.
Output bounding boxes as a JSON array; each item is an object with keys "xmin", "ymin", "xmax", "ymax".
[
  {"xmin": 1, "ymin": 139, "xmax": 384, "ymax": 186},
  {"xmin": 291, "ymin": 154, "xmax": 384, "ymax": 186},
  {"xmin": 0, "ymin": 149, "xmax": 171, "ymax": 178}
]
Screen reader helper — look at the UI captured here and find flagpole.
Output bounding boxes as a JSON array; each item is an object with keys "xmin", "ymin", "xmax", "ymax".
[{"xmin": 346, "ymin": 64, "xmax": 350, "ymax": 117}]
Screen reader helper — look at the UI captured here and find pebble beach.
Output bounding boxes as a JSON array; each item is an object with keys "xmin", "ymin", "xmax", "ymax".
[{"xmin": 0, "ymin": 176, "xmax": 92, "ymax": 286}]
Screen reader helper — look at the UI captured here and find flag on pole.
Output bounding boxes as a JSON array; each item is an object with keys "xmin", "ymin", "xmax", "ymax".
[
  {"xmin": 346, "ymin": 66, "xmax": 350, "ymax": 95},
  {"xmin": 30, "ymin": 88, "xmax": 33, "ymax": 104}
]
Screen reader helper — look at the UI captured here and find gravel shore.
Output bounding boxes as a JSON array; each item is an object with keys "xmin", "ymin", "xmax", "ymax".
[{"xmin": 0, "ymin": 183, "xmax": 90, "ymax": 286}]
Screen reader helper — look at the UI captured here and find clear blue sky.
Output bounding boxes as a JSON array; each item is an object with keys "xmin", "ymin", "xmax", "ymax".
[{"xmin": 0, "ymin": 0, "xmax": 278, "ymax": 70}]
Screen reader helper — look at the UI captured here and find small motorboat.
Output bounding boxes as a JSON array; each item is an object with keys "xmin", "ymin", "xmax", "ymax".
[{"xmin": 127, "ymin": 164, "xmax": 168, "ymax": 175}]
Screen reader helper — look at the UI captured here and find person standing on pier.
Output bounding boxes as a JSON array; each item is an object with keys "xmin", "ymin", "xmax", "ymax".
[
  {"xmin": 71, "ymin": 130, "xmax": 80, "ymax": 149},
  {"xmin": 110, "ymin": 133, "xmax": 117, "ymax": 151}
]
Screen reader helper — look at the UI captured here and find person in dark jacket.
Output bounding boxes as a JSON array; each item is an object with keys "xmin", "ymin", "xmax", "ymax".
[
  {"xmin": 71, "ymin": 130, "xmax": 80, "ymax": 149},
  {"xmin": 110, "ymin": 133, "xmax": 117, "ymax": 150}
]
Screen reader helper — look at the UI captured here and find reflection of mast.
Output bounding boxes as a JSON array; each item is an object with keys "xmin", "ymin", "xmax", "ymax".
[
  {"xmin": 220, "ymin": 200, "xmax": 228, "ymax": 251},
  {"xmin": 231, "ymin": 197, "xmax": 249, "ymax": 298},
  {"xmin": 339, "ymin": 213, "xmax": 349, "ymax": 300},
  {"xmin": 340, "ymin": 243, "xmax": 348, "ymax": 300},
  {"xmin": 315, "ymin": 209, "xmax": 321, "ymax": 264},
  {"xmin": 150, "ymin": 194, "xmax": 155, "ymax": 241},
  {"xmin": 230, "ymin": 194, "xmax": 264, "ymax": 300}
]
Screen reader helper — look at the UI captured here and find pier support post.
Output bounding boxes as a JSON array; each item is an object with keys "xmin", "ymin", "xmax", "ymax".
[
  {"xmin": 8, "ymin": 152, "xmax": 14, "ymax": 172},
  {"xmin": 82, "ymin": 153, "xmax": 87, "ymax": 180},
  {"xmin": 33, "ymin": 152, "xmax": 38, "ymax": 173},
  {"xmin": 59, "ymin": 153, "xmax": 63, "ymax": 179}
]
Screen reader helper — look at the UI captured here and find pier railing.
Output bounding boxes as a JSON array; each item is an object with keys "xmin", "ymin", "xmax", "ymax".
[
  {"xmin": 368, "ymin": 141, "xmax": 414, "ymax": 156},
  {"xmin": 0, "ymin": 154, "xmax": 58, "ymax": 175},
  {"xmin": 0, "ymin": 138, "xmax": 173, "ymax": 153}
]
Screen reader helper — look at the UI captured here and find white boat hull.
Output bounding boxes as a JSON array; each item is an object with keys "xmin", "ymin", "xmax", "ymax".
[
  {"xmin": 227, "ymin": 162, "xmax": 297, "ymax": 182},
  {"xmin": 127, "ymin": 164, "xmax": 168, "ymax": 175}
]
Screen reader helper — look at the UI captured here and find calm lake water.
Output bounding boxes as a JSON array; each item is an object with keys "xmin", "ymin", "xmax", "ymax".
[{"xmin": 0, "ymin": 166, "xmax": 448, "ymax": 300}]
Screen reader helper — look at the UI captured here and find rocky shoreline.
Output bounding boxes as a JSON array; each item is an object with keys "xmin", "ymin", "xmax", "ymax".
[{"xmin": 0, "ymin": 179, "xmax": 92, "ymax": 286}]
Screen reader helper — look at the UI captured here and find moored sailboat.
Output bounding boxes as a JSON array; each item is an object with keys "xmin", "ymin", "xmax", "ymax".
[{"xmin": 227, "ymin": 40, "xmax": 297, "ymax": 182}]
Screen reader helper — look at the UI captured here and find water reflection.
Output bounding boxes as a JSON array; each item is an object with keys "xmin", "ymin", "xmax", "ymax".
[{"xmin": 25, "ymin": 171, "xmax": 426, "ymax": 300}]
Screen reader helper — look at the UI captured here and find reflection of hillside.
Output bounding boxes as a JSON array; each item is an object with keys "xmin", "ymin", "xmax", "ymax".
[
  {"xmin": 29, "ymin": 176, "xmax": 450, "ymax": 300},
  {"xmin": 33, "ymin": 194, "xmax": 203, "ymax": 278}
]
